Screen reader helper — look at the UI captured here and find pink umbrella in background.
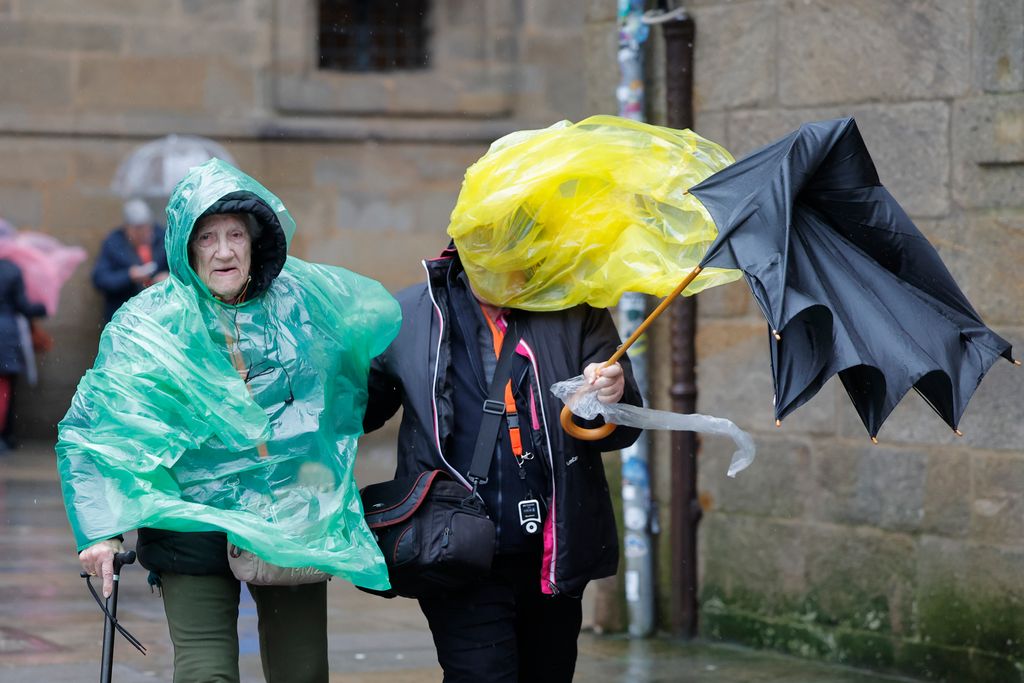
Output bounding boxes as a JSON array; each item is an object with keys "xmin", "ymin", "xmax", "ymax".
[{"xmin": 0, "ymin": 219, "xmax": 88, "ymax": 316}]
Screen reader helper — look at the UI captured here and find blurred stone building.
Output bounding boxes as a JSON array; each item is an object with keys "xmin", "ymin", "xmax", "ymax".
[{"xmin": 2, "ymin": 0, "xmax": 1022, "ymax": 681}]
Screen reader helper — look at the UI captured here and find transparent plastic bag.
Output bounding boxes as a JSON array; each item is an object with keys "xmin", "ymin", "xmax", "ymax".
[
  {"xmin": 552, "ymin": 375, "xmax": 756, "ymax": 477},
  {"xmin": 57, "ymin": 159, "xmax": 401, "ymax": 591},
  {"xmin": 448, "ymin": 115, "xmax": 741, "ymax": 311}
]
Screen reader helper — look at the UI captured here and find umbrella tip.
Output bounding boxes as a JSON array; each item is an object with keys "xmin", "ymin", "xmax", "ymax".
[
  {"xmin": 954, "ymin": 428, "xmax": 964, "ymax": 437},
  {"xmin": 870, "ymin": 436, "xmax": 878, "ymax": 445},
  {"xmin": 772, "ymin": 330, "xmax": 781, "ymax": 341},
  {"xmin": 775, "ymin": 419, "xmax": 781, "ymax": 428},
  {"xmin": 1014, "ymin": 359, "xmax": 1021, "ymax": 366}
]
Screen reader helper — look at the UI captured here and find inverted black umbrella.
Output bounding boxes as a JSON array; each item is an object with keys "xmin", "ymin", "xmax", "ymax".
[
  {"xmin": 689, "ymin": 117, "xmax": 1015, "ymax": 439},
  {"xmin": 562, "ymin": 117, "xmax": 1016, "ymax": 442}
]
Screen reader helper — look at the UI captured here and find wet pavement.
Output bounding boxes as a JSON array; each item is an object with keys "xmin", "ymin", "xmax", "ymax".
[{"xmin": 0, "ymin": 440, "xmax": 921, "ymax": 682}]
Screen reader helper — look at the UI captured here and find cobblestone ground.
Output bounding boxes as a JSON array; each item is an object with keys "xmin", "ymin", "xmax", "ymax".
[{"xmin": 0, "ymin": 440, "xmax": 920, "ymax": 682}]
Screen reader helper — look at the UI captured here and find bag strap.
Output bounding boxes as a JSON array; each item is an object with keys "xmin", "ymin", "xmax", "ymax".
[{"xmin": 467, "ymin": 320, "xmax": 523, "ymax": 491}]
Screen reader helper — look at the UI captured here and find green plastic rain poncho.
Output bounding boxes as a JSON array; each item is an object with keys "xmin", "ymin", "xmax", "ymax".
[
  {"xmin": 57, "ymin": 159, "xmax": 401, "ymax": 590},
  {"xmin": 449, "ymin": 115, "xmax": 742, "ymax": 310}
]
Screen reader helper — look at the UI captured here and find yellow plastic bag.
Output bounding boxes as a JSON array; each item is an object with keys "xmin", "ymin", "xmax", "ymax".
[{"xmin": 448, "ymin": 115, "xmax": 742, "ymax": 311}]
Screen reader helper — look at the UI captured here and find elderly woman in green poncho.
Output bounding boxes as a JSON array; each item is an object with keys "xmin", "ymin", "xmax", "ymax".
[{"xmin": 57, "ymin": 159, "xmax": 400, "ymax": 683}]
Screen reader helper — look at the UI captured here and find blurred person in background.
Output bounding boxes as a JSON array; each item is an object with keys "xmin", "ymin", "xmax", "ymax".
[
  {"xmin": 0, "ymin": 253, "xmax": 46, "ymax": 453},
  {"xmin": 0, "ymin": 212, "xmax": 85, "ymax": 449},
  {"xmin": 92, "ymin": 198, "xmax": 169, "ymax": 322}
]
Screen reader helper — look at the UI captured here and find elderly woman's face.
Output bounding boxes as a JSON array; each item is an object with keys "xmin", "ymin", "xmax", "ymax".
[{"xmin": 190, "ymin": 213, "xmax": 252, "ymax": 301}]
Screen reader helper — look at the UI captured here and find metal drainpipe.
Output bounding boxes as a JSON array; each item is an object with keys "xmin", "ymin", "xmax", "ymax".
[
  {"xmin": 616, "ymin": 0, "xmax": 657, "ymax": 639},
  {"xmin": 662, "ymin": 10, "xmax": 702, "ymax": 640}
]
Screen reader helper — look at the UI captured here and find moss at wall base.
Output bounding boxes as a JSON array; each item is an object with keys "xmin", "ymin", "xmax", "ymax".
[
  {"xmin": 916, "ymin": 585, "xmax": 1024, "ymax": 661},
  {"xmin": 703, "ymin": 605, "xmax": 1024, "ymax": 683}
]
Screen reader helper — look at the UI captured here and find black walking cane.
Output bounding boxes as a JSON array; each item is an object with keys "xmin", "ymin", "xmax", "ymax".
[{"xmin": 81, "ymin": 550, "xmax": 147, "ymax": 682}]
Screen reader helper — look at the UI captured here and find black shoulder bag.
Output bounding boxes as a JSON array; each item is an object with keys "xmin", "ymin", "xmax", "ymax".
[{"xmin": 359, "ymin": 323, "xmax": 522, "ymax": 599}]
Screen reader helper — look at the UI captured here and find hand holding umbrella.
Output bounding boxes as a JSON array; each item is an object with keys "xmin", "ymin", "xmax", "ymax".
[{"xmin": 584, "ymin": 362, "xmax": 625, "ymax": 404}]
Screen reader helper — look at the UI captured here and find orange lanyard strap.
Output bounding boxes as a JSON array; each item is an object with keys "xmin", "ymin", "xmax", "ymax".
[
  {"xmin": 479, "ymin": 305, "xmax": 525, "ymax": 460},
  {"xmin": 221, "ymin": 321, "xmax": 269, "ymax": 459}
]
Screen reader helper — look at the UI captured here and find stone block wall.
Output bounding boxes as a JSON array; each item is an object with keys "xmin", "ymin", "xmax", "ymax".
[
  {"xmin": 634, "ymin": 1, "xmax": 1024, "ymax": 680},
  {"xmin": 0, "ymin": 0, "xmax": 592, "ymax": 436}
]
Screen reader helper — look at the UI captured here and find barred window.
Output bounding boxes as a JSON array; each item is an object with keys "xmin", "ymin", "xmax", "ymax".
[{"xmin": 318, "ymin": 0, "xmax": 431, "ymax": 72}]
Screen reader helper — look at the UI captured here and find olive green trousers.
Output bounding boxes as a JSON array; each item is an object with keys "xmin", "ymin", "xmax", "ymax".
[{"xmin": 160, "ymin": 572, "xmax": 328, "ymax": 683}]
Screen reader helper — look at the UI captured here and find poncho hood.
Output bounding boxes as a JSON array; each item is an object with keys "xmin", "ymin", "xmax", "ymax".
[
  {"xmin": 166, "ymin": 159, "xmax": 291, "ymax": 300},
  {"xmin": 57, "ymin": 160, "xmax": 401, "ymax": 590}
]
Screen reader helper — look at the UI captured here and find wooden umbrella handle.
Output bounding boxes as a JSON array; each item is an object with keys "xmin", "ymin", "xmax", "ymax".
[
  {"xmin": 560, "ymin": 405, "xmax": 617, "ymax": 441},
  {"xmin": 560, "ymin": 266, "xmax": 703, "ymax": 441}
]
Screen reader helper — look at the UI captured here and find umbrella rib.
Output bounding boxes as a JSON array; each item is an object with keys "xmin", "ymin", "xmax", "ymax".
[{"xmin": 795, "ymin": 214, "xmax": 970, "ymax": 428}]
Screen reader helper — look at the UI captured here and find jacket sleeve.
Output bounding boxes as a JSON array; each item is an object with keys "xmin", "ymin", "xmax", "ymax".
[
  {"xmin": 578, "ymin": 305, "xmax": 643, "ymax": 452},
  {"xmin": 363, "ymin": 353, "xmax": 402, "ymax": 433},
  {"xmin": 91, "ymin": 235, "xmax": 133, "ymax": 294}
]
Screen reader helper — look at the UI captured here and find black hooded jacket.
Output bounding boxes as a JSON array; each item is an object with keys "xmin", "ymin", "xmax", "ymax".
[
  {"xmin": 364, "ymin": 248, "xmax": 642, "ymax": 597},
  {"xmin": 0, "ymin": 259, "xmax": 45, "ymax": 374}
]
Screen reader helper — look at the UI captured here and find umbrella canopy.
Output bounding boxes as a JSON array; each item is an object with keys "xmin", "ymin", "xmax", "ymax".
[
  {"xmin": 0, "ymin": 227, "xmax": 86, "ymax": 316},
  {"xmin": 691, "ymin": 117, "xmax": 1015, "ymax": 438},
  {"xmin": 111, "ymin": 134, "xmax": 236, "ymax": 199}
]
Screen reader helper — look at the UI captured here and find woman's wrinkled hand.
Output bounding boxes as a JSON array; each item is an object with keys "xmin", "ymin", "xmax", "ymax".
[
  {"xmin": 79, "ymin": 538, "xmax": 124, "ymax": 598},
  {"xmin": 583, "ymin": 362, "xmax": 625, "ymax": 405}
]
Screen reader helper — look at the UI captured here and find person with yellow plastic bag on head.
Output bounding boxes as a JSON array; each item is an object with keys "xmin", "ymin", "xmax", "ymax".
[
  {"xmin": 367, "ymin": 114, "xmax": 715, "ymax": 683},
  {"xmin": 58, "ymin": 159, "xmax": 401, "ymax": 683},
  {"xmin": 364, "ymin": 115, "xmax": 737, "ymax": 682},
  {"xmin": 364, "ymin": 238, "xmax": 643, "ymax": 683}
]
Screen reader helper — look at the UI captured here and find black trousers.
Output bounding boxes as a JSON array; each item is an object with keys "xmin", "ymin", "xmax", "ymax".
[{"xmin": 418, "ymin": 552, "xmax": 584, "ymax": 683}]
